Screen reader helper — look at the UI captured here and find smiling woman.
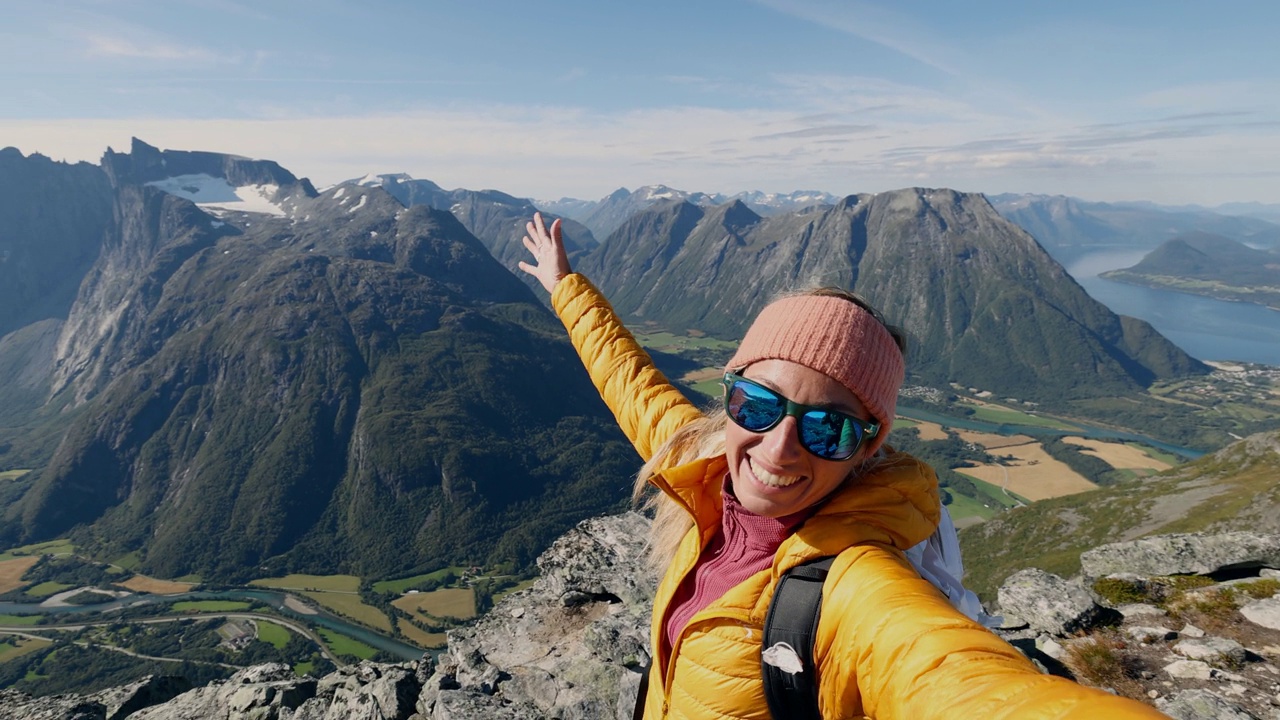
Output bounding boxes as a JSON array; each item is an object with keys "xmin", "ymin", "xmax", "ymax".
[{"xmin": 517, "ymin": 212, "xmax": 1165, "ymax": 719}]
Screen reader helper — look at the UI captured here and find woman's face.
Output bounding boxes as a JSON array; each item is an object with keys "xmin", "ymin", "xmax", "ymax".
[{"xmin": 725, "ymin": 359, "xmax": 873, "ymax": 518}]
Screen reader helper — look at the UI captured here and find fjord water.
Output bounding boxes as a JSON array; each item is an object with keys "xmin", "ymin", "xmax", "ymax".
[{"xmin": 1064, "ymin": 249, "xmax": 1280, "ymax": 366}]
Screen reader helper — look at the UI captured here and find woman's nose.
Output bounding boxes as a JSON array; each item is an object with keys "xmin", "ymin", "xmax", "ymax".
[{"xmin": 758, "ymin": 415, "xmax": 804, "ymax": 464}]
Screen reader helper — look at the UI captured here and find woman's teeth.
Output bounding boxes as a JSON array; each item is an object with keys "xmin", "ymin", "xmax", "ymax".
[{"xmin": 749, "ymin": 458, "xmax": 801, "ymax": 488}]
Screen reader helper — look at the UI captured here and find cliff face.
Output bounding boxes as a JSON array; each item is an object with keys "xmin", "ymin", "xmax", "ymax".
[{"xmin": 6, "ymin": 513, "xmax": 1280, "ymax": 719}]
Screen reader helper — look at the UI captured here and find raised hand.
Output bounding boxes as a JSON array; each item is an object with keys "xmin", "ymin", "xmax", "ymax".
[{"xmin": 517, "ymin": 211, "xmax": 572, "ymax": 294}]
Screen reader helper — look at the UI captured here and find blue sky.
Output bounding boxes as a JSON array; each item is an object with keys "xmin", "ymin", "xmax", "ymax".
[{"xmin": 3, "ymin": 0, "xmax": 1279, "ymax": 205}]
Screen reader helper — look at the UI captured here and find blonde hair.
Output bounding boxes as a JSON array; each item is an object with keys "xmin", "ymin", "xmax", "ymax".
[{"xmin": 633, "ymin": 286, "xmax": 905, "ymax": 571}]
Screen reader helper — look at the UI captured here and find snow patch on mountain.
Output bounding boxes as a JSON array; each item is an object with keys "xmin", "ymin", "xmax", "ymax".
[{"xmin": 146, "ymin": 174, "xmax": 287, "ymax": 217}]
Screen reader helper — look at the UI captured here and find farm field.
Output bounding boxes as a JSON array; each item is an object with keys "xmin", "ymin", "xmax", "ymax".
[
  {"xmin": 0, "ymin": 556, "xmax": 41, "ymax": 594},
  {"xmin": 0, "ymin": 637, "xmax": 51, "ymax": 663},
  {"xmin": 250, "ymin": 574, "xmax": 360, "ymax": 592},
  {"xmin": 0, "ymin": 539, "xmax": 74, "ymax": 562},
  {"xmin": 0, "ymin": 614, "xmax": 41, "ymax": 626},
  {"xmin": 392, "ymin": 587, "xmax": 476, "ymax": 621},
  {"xmin": 120, "ymin": 575, "xmax": 197, "ymax": 595},
  {"xmin": 371, "ymin": 567, "xmax": 465, "ymax": 595},
  {"xmin": 0, "ymin": 470, "xmax": 31, "ymax": 482},
  {"xmin": 24, "ymin": 582, "xmax": 72, "ymax": 598},
  {"xmin": 255, "ymin": 620, "xmax": 292, "ymax": 649},
  {"xmin": 301, "ymin": 591, "xmax": 392, "ymax": 632},
  {"xmin": 955, "ymin": 437, "xmax": 1098, "ymax": 502},
  {"xmin": 316, "ymin": 628, "xmax": 377, "ymax": 660},
  {"xmin": 396, "ymin": 618, "xmax": 446, "ymax": 649},
  {"xmin": 958, "ymin": 399, "xmax": 1079, "ymax": 429},
  {"xmin": 1062, "ymin": 437, "xmax": 1174, "ymax": 472},
  {"xmin": 903, "ymin": 418, "xmax": 948, "ymax": 441}
]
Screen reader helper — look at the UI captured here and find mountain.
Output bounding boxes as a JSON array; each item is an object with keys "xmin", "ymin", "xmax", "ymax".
[
  {"xmin": 989, "ymin": 193, "xmax": 1280, "ymax": 255},
  {"xmin": 539, "ymin": 185, "xmax": 837, "ymax": 240},
  {"xmin": 348, "ymin": 173, "xmax": 598, "ymax": 290},
  {"xmin": 0, "ymin": 140, "xmax": 638, "ymax": 581},
  {"xmin": 1100, "ymin": 231, "xmax": 1280, "ymax": 309},
  {"xmin": 960, "ymin": 429, "xmax": 1280, "ymax": 602},
  {"xmin": 577, "ymin": 189, "xmax": 1208, "ymax": 404}
]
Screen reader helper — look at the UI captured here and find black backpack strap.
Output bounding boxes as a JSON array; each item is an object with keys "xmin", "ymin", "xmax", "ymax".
[
  {"xmin": 632, "ymin": 664, "xmax": 650, "ymax": 720},
  {"xmin": 762, "ymin": 556, "xmax": 835, "ymax": 720}
]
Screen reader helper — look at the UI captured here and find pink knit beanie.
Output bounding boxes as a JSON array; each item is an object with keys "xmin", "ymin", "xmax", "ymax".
[{"xmin": 726, "ymin": 294, "xmax": 905, "ymax": 457}]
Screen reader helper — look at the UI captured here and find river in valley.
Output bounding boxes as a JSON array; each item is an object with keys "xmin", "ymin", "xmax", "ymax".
[{"xmin": 0, "ymin": 589, "xmax": 427, "ymax": 661}]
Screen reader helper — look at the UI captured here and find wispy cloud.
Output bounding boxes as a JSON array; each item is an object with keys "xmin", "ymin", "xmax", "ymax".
[
  {"xmin": 750, "ymin": 0, "xmax": 960, "ymax": 78},
  {"xmin": 83, "ymin": 33, "xmax": 232, "ymax": 62},
  {"xmin": 752, "ymin": 124, "xmax": 876, "ymax": 140}
]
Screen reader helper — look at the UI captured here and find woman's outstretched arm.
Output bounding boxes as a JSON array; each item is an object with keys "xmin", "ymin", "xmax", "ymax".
[{"xmin": 519, "ymin": 212, "xmax": 702, "ymax": 461}]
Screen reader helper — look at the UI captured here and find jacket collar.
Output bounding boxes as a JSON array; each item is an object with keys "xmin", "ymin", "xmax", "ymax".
[{"xmin": 651, "ymin": 450, "xmax": 941, "ymax": 569}]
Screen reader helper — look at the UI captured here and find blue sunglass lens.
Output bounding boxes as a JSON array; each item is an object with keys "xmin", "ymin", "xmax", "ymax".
[
  {"xmin": 727, "ymin": 381, "xmax": 784, "ymax": 431},
  {"xmin": 800, "ymin": 411, "xmax": 861, "ymax": 459}
]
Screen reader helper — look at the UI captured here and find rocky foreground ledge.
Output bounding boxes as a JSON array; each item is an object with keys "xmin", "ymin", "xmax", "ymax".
[{"xmin": 5, "ymin": 518, "xmax": 1280, "ymax": 719}]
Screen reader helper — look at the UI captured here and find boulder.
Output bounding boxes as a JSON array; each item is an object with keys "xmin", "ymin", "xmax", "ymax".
[
  {"xmin": 1242, "ymin": 596, "xmax": 1280, "ymax": 630},
  {"xmin": 996, "ymin": 568, "xmax": 1104, "ymax": 636},
  {"xmin": 421, "ymin": 513, "xmax": 655, "ymax": 720},
  {"xmin": 1125, "ymin": 626, "xmax": 1176, "ymax": 643},
  {"xmin": 129, "ymin": 664, "xmax": 318, "ymax": 719},
  {"xmin": 1173, "ymin": 636, "xmax": 1248, "ymax": 665},
  {"xmin": 1080, "ymin": 532, "xmax": 1280, "ymax": 579},
  {"xmin": 1156, "ymin": 689, "xmax": 1260, "ymax": 719}
]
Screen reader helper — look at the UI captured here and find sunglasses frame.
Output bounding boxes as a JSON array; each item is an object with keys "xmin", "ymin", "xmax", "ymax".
[{"xmin": 721, "ymin": 371, "xmax": 878, "ymax": 461}]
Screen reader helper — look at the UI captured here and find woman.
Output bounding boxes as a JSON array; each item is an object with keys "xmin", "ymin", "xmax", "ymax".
[{"xmin": 519, "ymin": 212, "xmax": 1164, "ymax": 719}]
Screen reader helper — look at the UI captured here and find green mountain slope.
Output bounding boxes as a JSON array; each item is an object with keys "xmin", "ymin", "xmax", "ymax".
[
  {"xmin": 580, "ymin": 189, "xmax": 1207, "ymax": 405},
  {"xmin": 959, "ymin": 430, "xmax": 1280, "ymax": 601},
  {"xmin": 0, "ymin": 144, "xmax": 638, "ymax": 581}
]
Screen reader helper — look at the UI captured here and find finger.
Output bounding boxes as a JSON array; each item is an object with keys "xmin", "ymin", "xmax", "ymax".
[
  {"xmin": 517, "ymin": 261, "xmax": 533, "ymax": 274},
  {"xmin": 550, "ymin": 218, "xmax": 562, "ymax": 243},
  {"xmin": 533, "ymin": 212, "xmax": 547, "ymax": 238},
  {"xmin": 522, "ymin": 236, "xmax": 538, "ymax": 254}
]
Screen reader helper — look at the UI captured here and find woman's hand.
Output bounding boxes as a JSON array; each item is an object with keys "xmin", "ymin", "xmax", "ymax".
[{"xmin": 518, "ymin": 211, "xmax": 572, "ymax": 293}]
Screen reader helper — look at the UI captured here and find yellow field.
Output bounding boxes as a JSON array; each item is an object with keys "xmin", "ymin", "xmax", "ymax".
[
  {"xmin": 905, "ymin": 419, "xmax": 948, "ymax": 441},
  {"xmin": 250, "ymin": 574, "xmax": 360, "ymax": 592},
  {"xmin": 301, "ymin": 591, "xmax": 392, "ymax": 632},
  {"xmin": 1061, "ymin": 437, "xmax": 1173, "ymax": 472},
  {"xmin": 955, "ymin": 430, "xmax": 1036, "ymax": 450},
  {"xmin": 0, "ymin": 636, "xmax": 52, "ymax": 663},
  {"xmin": 119, "ymin": 575, "xmax": 197, "ymax": 595},
  {"xmin": 392, "ymin": 587, "xmax": 476, "ymax": 621},
  {"xmin": 955, "ymin": 438, "xmax": 1098, "ymax": 502},
  {"xmin": 396, "ymin": 618, "xmax": 446, "ymax": 649},
  {"xmin": 0, "ymin": 557, "xmax": 40, "ymax": 595}
]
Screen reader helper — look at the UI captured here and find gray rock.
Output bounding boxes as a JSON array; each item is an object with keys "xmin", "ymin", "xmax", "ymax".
[
  {"xmin": 1126, "ymin": 625, "xmax": 1177, "ymax": 643},
  {"xmin": 88, "ymin": 675, "xmax": 193, "ymax": 720},
  {"xmin": 996, "ymin": 568, "xmax": 1103, "ymax": 636},
  {"xmin": 1081, "ymin": 532, "xmax": 1280, "ymax": 579},
  {"xmin": 1181, "ymin": 623, "xmax": 1206, "ymax": 638},
  {"xmin": 1164, "ymin": 660, "xmax": 1214, "ymax": 680},
  {"xmin": 421, "ymin": 513, "xmax": 655, "ymax": 720},
  {"xmin": 1157, "ymin": 688, "xmax": 1261, "ymax": 719},
  {"xmin": 1244, "ymin": 596, "xmax": 1280, "ymax": 630},
  {"xmin": 129, "ymin": 664, "xmax": 317, "ymax": 719},
  {"xmin": 0, "ymin": 688, "xmax": 107, "ymax": 719},
  {"xmin": 1116, "ymin": 603, "xmax": 1167, "ymax": 619},
  {"xmin": 1174, "ymin": 636, "xmax": 1248, "ymax": 665}
]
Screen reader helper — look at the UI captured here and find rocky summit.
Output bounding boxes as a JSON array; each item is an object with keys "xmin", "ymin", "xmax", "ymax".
[{"xmin": 7, "ymin": 514, "xmax": 1280, "ymax": 719}]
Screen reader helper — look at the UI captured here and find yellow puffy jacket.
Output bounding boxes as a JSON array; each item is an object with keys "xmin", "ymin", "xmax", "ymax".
[{"xmin": 552, "ymin": 274, "xmax": 1167, "ymax": 720}]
